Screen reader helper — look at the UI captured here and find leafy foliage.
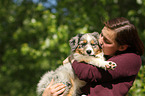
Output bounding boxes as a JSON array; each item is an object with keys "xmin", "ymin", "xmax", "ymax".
[{"xmin": 0, "ymin": 0, "xmax": 144, "ymax": 96}]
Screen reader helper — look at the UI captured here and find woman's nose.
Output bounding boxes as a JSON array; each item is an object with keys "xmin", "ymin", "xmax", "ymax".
[{"xmin": 99, "ymin": 35, "xmax": 103, "ymax": 45}]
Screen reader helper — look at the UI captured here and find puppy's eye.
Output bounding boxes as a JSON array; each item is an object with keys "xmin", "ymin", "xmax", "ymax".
[
  {"xmin": 91, "ymin": 43, "xmax": 96, "ymax": 46},
  {"xmin": 92, "ymin": 43, "xmax": 98, "ymax": 47},
  {"xmin": 82, "ymin": 43, "xmax": 87, "ymax": 46},
  {"xmin": 80, "ymin": 43, "xmax": 87, "ymax": 47}
]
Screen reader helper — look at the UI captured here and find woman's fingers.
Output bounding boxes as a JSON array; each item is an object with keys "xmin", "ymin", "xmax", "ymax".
[
  {"xmin": 52, "ymin": 87, "xmax": 65, "ymax": 96},
  {"xmin": 46, "ymin": 79, "xmax": 54, "ymax": 88},
  {"xmin": 42, "ymin": 79, "xmax": 54, "ymax": 96},
  {"xmin": 43, "ymin": 79, "xmax": 66, "ymax": 96},
  {"xmin": 50, "ymin": 83, "xmax": 66, "ymax": 94}
]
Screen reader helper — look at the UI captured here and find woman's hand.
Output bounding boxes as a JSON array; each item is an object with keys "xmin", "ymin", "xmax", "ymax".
[
  {"xmin": 63, "ymin": 56, "xmax": 69, "ymax": 64},
  {"xmin": 63, "ymin": 55, "xmax": 75, "ymax": 64},
  {"xmin": 42, "ymin": 79, "xmax": 66, "ymax": 96}
]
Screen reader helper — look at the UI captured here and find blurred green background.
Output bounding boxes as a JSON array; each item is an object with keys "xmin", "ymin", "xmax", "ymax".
[{"xmin": 0, "ymin": 0, "xmax": 145, "ymax": 96}]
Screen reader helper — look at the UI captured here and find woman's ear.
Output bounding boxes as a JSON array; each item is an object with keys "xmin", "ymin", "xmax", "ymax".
[{"xmin": 118, "ymin": 45, "xmax": 128, "ymax": 51}]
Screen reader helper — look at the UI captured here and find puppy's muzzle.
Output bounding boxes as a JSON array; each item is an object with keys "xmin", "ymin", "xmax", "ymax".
[
  {"xmin": 86, "ymin": 50, "xmax": 92, "ymax": 55},
  {"xmin": 86, "ymin": 50, "xmax": 95, "ymax": 57}
]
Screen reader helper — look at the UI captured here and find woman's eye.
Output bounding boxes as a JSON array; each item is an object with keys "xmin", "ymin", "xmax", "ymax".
[
  {"xmin": 104, "ymin": 40, "xmax": 110, "ymax": 44},
  {"xmin": 103, "ymin": 38, "xmax": 111, "ymax": 44}
]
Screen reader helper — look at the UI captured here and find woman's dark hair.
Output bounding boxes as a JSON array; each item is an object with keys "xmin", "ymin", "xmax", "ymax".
[{"xmin": 104, "ymin": 17, "xmax": 144, "ymax": 56}]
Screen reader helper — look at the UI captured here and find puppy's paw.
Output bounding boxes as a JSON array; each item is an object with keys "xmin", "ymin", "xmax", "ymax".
[{"xmin": 105, "ymin": 61, "xmax": 117, "ymax": 70}]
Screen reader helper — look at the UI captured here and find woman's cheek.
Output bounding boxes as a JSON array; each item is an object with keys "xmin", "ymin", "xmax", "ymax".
[{"xmin": 102, "ymin": 44, "xmax": 116, "ymax": 55}]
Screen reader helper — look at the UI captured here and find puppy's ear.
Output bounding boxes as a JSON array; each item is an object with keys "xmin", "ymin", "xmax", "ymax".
[
  {"xmin": 91, "ymin": 32, "xmax": 100, "ymax": 39},
  {"xmin": 69, "ymin": 34, "xmax": 83, "ymax": 52}
]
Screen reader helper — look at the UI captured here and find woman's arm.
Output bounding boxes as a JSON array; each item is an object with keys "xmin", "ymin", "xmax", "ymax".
[{"xmin": 72, "ymin": 53, "xmax": 142, "ymax": 82}]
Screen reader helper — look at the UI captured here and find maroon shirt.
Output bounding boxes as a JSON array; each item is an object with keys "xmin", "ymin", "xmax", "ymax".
[{"xmin": 72, "ymin": 53, "xmax": 142, "ymax": 96}]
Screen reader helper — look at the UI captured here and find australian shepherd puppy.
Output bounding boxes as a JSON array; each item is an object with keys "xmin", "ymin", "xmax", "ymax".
[{"xmin": 37, "ymin": 32, "xmax": 117, "ymax": 96}]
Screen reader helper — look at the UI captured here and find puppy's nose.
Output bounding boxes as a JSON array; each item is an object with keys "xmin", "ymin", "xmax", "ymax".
[{"xmin": 86, "ymin": 50, "xmax": 92, "ymax": 54}]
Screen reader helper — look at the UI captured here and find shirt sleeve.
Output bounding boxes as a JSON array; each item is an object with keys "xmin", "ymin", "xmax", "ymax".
[{"xmin": 71, "ymin": 53, "xmax": 142, "ymax": 83}]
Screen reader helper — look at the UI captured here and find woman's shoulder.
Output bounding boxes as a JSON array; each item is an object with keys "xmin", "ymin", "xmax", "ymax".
[
  {"xmin": 110, "ymin": 53, "xmax": 141, "ymax": 60},
  {"xmin": 108, "ymin": 53, "xmax": 142, "ymax": 69}
]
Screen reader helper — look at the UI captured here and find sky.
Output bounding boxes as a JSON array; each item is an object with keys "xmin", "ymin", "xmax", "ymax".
[
  {"xmin": 33, "ymin": 0, "xmax": 57, "ymax": 8},
  {"xmin": 13, "ymin": 0, "xmax": 57, "ymax": 13},
  {"xmin": 13, "ymin": 0, "xmax": 57, "ymax": 7}
]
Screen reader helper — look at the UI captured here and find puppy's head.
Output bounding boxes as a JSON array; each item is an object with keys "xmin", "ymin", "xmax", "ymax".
[{"xmin": 69, "ymin": 32, "xmax": 102, "ymax": 56}]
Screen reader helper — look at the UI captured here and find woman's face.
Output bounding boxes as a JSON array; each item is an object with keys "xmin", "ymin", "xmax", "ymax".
[{"xmin": 99, "ymin": 27, "xmax": 119, "ymax": 56}]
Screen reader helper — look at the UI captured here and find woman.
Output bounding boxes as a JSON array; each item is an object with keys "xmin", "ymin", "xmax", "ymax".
[{"xmin": 42, "ymin": 17, "xmax": 144, "ymax": 96}]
